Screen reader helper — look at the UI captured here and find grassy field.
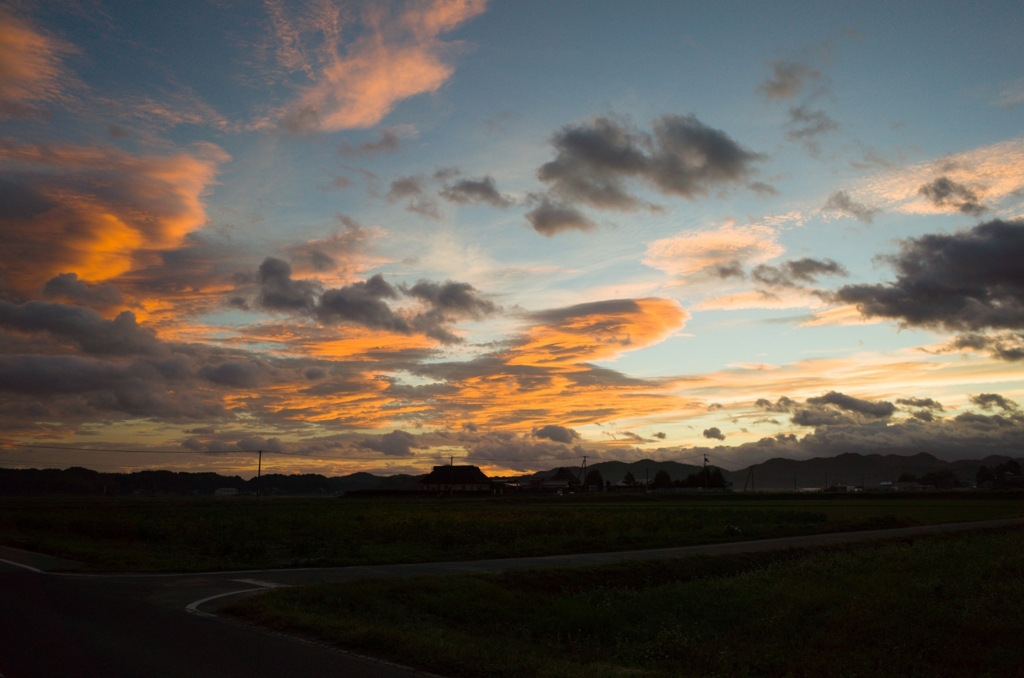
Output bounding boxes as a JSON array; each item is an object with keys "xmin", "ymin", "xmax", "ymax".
[
  {"xmin": 225, "ymin": 526, "xmax": 1024, "ymax": 678},
  {"xmin": 0, "ymin": 492, "xmax": 1021, "ymax": 572}
]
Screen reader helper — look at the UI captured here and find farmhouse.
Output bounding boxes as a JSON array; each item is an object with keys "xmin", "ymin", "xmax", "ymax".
[{"xmin": 419, "ymin": 465, "xmax": 491, "ymax": 492}]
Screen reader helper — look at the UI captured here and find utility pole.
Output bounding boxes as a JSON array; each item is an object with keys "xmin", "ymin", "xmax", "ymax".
[
  {"xmin": 703, "ymin": 454, "xmax": 709, "ymax": 489},
  {"xmin": 751, "ymin": 465, "xmax": 754, "ymax": 492},
  {"xmin": 256, "ymin": 450, "xmax": 262, "ymax": 500},
  {"xmin": 794, "ymin": 471, "xmax": 797, "ymax": 492},
  {"xmin": 578, "ymin": 456, "xmax": 587, "ymax": 490}
]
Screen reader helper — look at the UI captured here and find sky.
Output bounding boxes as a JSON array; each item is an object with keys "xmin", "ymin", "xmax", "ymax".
[{"xmin": 2, "ymin": 0, "xmax": 1024, "ymax": 478}]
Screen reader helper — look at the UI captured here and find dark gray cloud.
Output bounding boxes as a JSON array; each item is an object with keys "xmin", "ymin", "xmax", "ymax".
[
  {"xmin": 823, "ymin": 190, "xmax": 881, "ymax": 223},
  {"xmin": 806, "ymin": 391, "xmax": 897, "ymax": 418},
  {"xmin": 338, "ymin": 128, "xmax": 401, "ymax": 156},
  {"xmin": 535, "ymin": 114, "xmax": 763, "ymax": 216},
  {"xmin": 256, "ymin": 257, "xmax": 318, "ymax": 312},
  {"xmin": 439, "ymin": 176, "xmax": 513, "ymax": 208},
  {"xmin": 524, "ymin": 197, "xmax": 595, "ymax": 236},
  {"xmin": 653, "ymin": 431, "xmax": 666, "ymax": 439},
  {"xmin": 896, "ymin": 397, "xmax": 944, "ymax": 411},
  {"xmin": 532, "ymin": 424, "xmax": 580, "ymax": 444},
  {"xmin": 0, "ymin": 300, "xmax": 163, "ymax": 356},
  {"xmin": 197, "ymin": 361, "xmax": 261, "ymax": 388},
  {"xmin": 755, "ymin": 396, "xmax": 797, "ymax": 413},
  {"xmin": 715, "ymin": 260, "xmax": 746, "ymax": 279},
  {"xmin": 833, "ymin": 219, "xmax": 1024, "ymax": 333},
  {"xmin": 918, "ymin": 177, "xmax": 987, "ymax": 216},
  {"xmin": 785, "ymin": 105, "xmax": 838, "ymax": 155},
  {"xmin": 359, "ymin": 429, "xmax": 421, "ymax": 456},
  {"xmin": 403, "ymin": 280, "xmax": 497, "ymax": 320},
  {"xmin": 758, "ymin": 60, "xmax": 822, "ymax": 100},
  {"xmin": 789, "ymin": 392, "xmax": 896, "ymax": 428},
  {"xmin": 42, "ymin": 273, "xmax": 123, "ymax": 309},
  {"xmin": 722, "ymin": 408, "xmax": 1024, "ymax": 463},
  {"xmin": 786, "ymin": 105, "xmax": 839, "ymax": 139},
  {"xmin": 316, "ymin": 275, "xmax": 408, "ymax": 333},
  {"xmin": 944, "ymin": 332, "xmax": 1024, "ymax": 362},
  {"xmin": 703, "ymin": 427, "xmax": 725, "ymax": 440},
  {"xmin": 752, "ymin": 258, "xmax": 847, "ymax": 288},
  {"xmin": 970, "ymin": 393, "xmax": 1018, "ymax": 412},
  {"xmin": 385, "ymin": 175, "xmax": 440, "ymax": 218}
]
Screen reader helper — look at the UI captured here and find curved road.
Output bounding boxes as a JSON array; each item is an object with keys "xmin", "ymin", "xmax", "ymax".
[{"xmin": 2, "ymin": 517, "xmax": 1021, "ymax": 677}]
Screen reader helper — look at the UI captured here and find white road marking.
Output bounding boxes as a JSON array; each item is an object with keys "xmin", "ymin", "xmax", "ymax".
[
  {"xmin": 230, "ymin": 578, "xmax": 286, "ymax": 588},
  {"xmin": 185, "ymin": 587, "xmax": 269, "ymax": 617},
  {"xmin": 0, "ymin": 558, "xmax": 44, "ymax": 573}
]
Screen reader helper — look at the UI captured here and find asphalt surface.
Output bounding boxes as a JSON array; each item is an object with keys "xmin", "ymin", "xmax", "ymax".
[{"xmin": 2, "ymin": 516, "xmax": 1022, "ymax": 677}]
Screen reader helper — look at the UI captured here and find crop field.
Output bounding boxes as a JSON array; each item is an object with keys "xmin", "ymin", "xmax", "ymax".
[
  {"xmin": 0, "ymin": 492, "xmax": 1022, "ymax": 572},
  {"xmin": 225, "ymin": 526, "xmax": 1024, "ymax": 678}
]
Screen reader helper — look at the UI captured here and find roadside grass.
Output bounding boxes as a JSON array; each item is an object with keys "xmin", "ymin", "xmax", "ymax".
[
  {"xmin": 224, "ymin": 527, "xmax": 1024, "ymax": 678},
  {"xmin": 0, "ymin": 493, "xmax": 1022, "ymax": 572}
]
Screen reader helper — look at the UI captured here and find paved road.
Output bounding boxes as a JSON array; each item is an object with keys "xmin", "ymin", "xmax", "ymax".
[{"xmin": 2, "ymin": 517, "xmax": 1022, "ymax": 677}]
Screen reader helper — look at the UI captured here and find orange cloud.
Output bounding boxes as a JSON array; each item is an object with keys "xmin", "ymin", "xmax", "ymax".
[
  {"xmin": 277, "ymin": 0, "xmax": 487, "ymax": 131},
  {"xmin": 509, "ymin": 298, "xmax": 688, "ymax": 369},
  {"xmin": 0, "ymin": 140, "xmax": 229, "ymax": 295},
  {"xmin": 644, "ymin": 220, "xmax": 784, "ymax": 280},
  {"xmin": 0, "ymin": 7, "xmax": 70, "ymax": 117}
]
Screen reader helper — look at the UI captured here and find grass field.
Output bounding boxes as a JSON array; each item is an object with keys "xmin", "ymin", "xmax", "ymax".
[
  {"xmin": 1, "ymin": 492, "xmax": 1022, "ymax": 572},
  {"xmin": 225, "ymin": 526, "xmax": 1024, "ymax": 678}
]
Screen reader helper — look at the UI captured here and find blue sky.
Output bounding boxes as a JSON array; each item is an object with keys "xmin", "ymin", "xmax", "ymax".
[{"xmin": 2, "ymin": 0, "xmax": 1024, "ymax": 475}]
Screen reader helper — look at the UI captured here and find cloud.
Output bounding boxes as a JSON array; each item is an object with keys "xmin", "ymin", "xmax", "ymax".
[
  {"xmin": 276, "ymin": 0, "xmax": 487, "ymax": 132},
  {"xmin": 751, "ymin": 258, "xmax": 847, "ymax": 288},
  {"xmin": 0, "ymin": 140, "xmax": 229, "ymax": 296},
  {"xmin": 786, "ymin": 105, "xmax": 838, "ymax": 139},
  {"xmin": 854, "ymin": 139, "xmax": 1024, "ymax": 216},
  {"xmin": 316, "ymin": 275, "xmax": 409, "ymax": 333},
  {"xmin": 0, "ymin": 7, "xmax": 71, "ymax": 118},
  {"xmin": 896, "ymin": 397, "xmax": 944, "ymax": 411},
  {"xmin": 359, "ymin": 429, "xmax": 422, "ymax": 456},
  {"xmin": 197, "ymin": 361, "xmax": 261, "ymax": 388},
  {"xmin": 936, "ymin": 332, "xmax": 1024, "ymax": 362},
  {"xmin": 524, "ymin": 197, "xmax": 595, "ymax": 236},
  {"xmin": 806, "ymin": 391, "xmax": 896, "ymax": 418},
  {"xmin": 0, "ymin": 300, "xmax": 163, "ymax": 356},
  {"xmin": 755, "ymin": 396, "xmax": 796, "ymax": 413},
  {"xmin": 644, "ymin": 221, "xmax": 784, "ymax": 279},
  {"xmin": 917, "ymin": 177, "xmax": 987, "ymax": 216},
  {"xmin": 338, "ymin": 127, "xmax": 413, "ymax": 156},
  {"xmin": 42, "ymin": 273, "xmax": 123, "ymax": 309},
  {"xmin": 385, "ymin": 174, "xmax": 441, "ymax": 218},
  {"xmin": 532, "ymin": 424, "xmax": 580, "ymax": 444},
  {"xmin": 833, "ymin": 219, "xmax": 1024, "ymax": 332},
  {"xmin": 996, "ymin": 78, "xmax": 1024, "ymax": 108},
  {"xmin": 970, "ymin": 393, "xmax": 1018, "ymax": 412},
  {"xmin": 256, "ymin": 257, "xmax": 319, "ymax": 311},
  {"xmin": 439, "ymin": 176, "xmax": 513, "ymax": 208},
  {"xmin": 758, "ymin": 60, "xmax": 821, "ymax": 100},
  {"xmin": 519, "ymin": 298, "xmax": 688, "ymax": 367},
  {"xmin": 822, "ymin": 190, "xmax": 881, "ymax": 223},
  {"xmin": 703, "ymin": 426, "xmax": 725, "ymax": 440},
  {"xmin": 535, "ymin": 114, "xmax": 763, "ymax": 212}
]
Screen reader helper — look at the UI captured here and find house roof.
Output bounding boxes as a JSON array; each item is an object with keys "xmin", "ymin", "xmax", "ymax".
[{"xmin": 419, "ymin": 465, "xmax": 491, "ymax": 485}]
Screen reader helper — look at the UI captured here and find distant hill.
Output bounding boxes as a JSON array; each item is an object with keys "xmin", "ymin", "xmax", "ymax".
[
  {"xmin": 0, "ymin": 467, "xmax": 424, "ymax": 496},
  {"xmin": 721, "ymin": 452, "xmax": 1024, "ymax": 490},
  {"xmin": 3, "ymin": 452, "xmax": 1021, "ymax": 495}
]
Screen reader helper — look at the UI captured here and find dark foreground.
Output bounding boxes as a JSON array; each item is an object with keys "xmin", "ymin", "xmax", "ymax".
[
  {"xmin": 1, "ymin": 518, "xmax": 1022, "ymax": 677},
  {"xmin": 228, "ymin": 526, "xmax": 1024, "ymax": 678},
  {"xmin": 0, "ymin": 564, "xmax": 419, "ymax": 678}
]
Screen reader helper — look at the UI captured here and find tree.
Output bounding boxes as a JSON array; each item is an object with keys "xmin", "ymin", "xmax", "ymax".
[
  {"xmin": 651, "ymin": 469, "xmax": 672, "ymax": 489},
  {"xmin": 918, "ymin": 469, "xmax": 963, "ymax": 489},
  {"xmin": 585, "ymin": 468, "xmax": 604, "ymax": 490},
  {"xmin": 976, "ymin": 466, "xmax": 994, "ymax": 485},
  {"xmin": 623, "ymin": 471, "xmax": 636, "ymax": 485},
  {"xmin": 898, "ymin": 472, "xmax": 917, "ymax": 483}
]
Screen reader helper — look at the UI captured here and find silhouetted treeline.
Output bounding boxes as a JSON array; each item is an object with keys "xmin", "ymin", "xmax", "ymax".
[{"xmin": 0, "ymin": 467, "xmax": 422, "ymax": 496}]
